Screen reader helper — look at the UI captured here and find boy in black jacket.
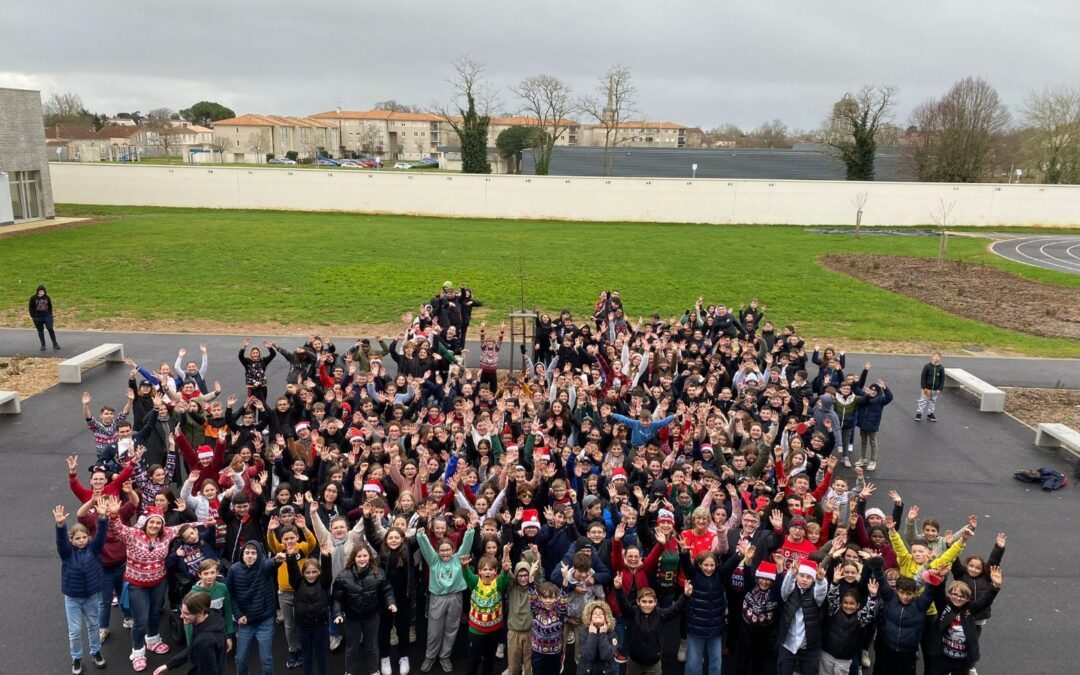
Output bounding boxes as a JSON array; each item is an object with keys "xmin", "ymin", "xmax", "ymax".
[
  {"xmin": 613, "ymin": 573, "xmax": 687, "ymax": 675},
  {"xmin": 927, "ymin": 567, "xmax": 1002, "ymax": 675},
  {"xmin": 915, "ymin": 353, "xmax": 945, "ymax": 422}
]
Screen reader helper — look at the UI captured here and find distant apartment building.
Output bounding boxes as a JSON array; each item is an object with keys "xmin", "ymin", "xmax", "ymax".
[
  {"xmin": 309, "ymin": 109, "xmax": 442, "ymax": 160},
  {"xmin": 581, "ymin": 120, "xmax": 698, "ymax": 148},
  {"xmin": 2, "ymin": 87, "xmax": 54, "ymax": 223},
  {"xmin": 211, "ymin": 115, "xmax": 341, "ymax": 163}
]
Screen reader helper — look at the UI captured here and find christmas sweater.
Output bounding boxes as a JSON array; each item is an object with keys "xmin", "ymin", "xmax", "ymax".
[
  {"xmin": 463, "ymin": 567, "xmax": 511, "ymax": 634},
  {"xmin": 527, "ymin": 583, "xmax": 570, "ymax": 654}
]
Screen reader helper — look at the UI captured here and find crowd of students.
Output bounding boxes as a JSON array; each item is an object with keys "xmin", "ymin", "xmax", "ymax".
[{"xmin": 56, "ymin": 286, "xmax": 1005, "ymax": 675}]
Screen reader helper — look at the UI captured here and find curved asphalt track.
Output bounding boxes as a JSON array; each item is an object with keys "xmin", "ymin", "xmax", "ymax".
[
  {"xmin": 2, "ymin": 328, "xmax": 1078, "ymax": 674},
  {"xmin": 990, "ymin": 235, "xmax": 1080, "ymax": 274}
]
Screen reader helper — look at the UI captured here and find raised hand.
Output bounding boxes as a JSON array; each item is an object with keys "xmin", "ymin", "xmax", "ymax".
[
  {"xmin": 867, "ymin": 578, "xmax": 879, "ymax": 597},
  {"xmin": 907, "ymin": 505, "xmax": 919, "ymax": 521},
  {"xmin": 988, "ymin": 565, "xmax": 1003, "ymax": 587},
  {"xmin": 888, "ymin": 489, "xmax": 902, "ymax": 504},
  {"xmin": 66, "ymin": 455, "xmax": 78, "ymax": 472},
  {"xmin": 81, "ymin": 391, "xmax": 91, "ymax": 405},
  {"xmin": 53, "ymin": 505, "xmax": 68, "ymax": 524},
  {"xmin": 996, "ymin": 532, "xmax": 1007, "ymax": 548},
  {"xmin": 684, "ymin": 580, "xmax": 694, "ymax": 596}
]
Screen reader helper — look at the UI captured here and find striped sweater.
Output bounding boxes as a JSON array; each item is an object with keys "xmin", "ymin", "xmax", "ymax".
[
  {"xmin": 463, "ymin": 568, "xmax": 511, "ymax": 634},
  {"xmin": 527, "ymin": 584, "xmax": 570, "ymax": 654},
  {"xmin": 109, "ymin": 515, "xmax": 181, "ymax": 587}
]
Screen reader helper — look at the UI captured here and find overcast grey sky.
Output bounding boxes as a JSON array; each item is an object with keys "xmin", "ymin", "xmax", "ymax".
[{"xmin": 3, "ymin": 0, "xmax": 1078, "ymax": 131}]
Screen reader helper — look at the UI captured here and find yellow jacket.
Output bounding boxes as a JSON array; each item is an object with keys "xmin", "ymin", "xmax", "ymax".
[
  {"xmin": 889, "ymin": 528, "xmax": 966, "ymax": 615},
  {"xmin": 268, "ymin": 527, "xmax": 318, "ymax": 591}
]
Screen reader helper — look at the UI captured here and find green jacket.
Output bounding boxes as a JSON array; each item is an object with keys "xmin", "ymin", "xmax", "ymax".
[{"xmin": 417, "ymin": 527, "xmax": 475, "ymax": 595}]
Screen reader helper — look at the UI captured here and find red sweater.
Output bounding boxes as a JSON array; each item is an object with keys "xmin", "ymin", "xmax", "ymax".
[
  {"xmin": 608, "ymin": 539, "xmax": 662, "ymax": 617},
  {"xmin": 68, "ymin": 461, "xmax": 136, "ymax": 503},
  {"xmin": 109, "ymin": 515, "xmax": 181, "ymax": 587}
]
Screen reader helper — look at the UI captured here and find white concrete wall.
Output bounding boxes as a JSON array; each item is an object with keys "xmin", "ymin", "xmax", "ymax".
[{"xmin": 49, "ymin": 162, "xmax": 1080, "ymax": 227}]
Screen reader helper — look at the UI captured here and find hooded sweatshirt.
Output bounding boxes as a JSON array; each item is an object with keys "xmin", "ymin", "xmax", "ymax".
[
  {"xmin": 28, "ymin": 285, "xmax": 53, "ymax": 318},
  {"xmin": 164, "ymin": 609, "xmax": 227, "ymax": 675}
]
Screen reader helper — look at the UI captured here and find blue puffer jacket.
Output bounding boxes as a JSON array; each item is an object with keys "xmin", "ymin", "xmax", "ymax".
[
  {"xmin": 57, "ymin": 517, "xmax": 109, "ymax": 598},
  {"xmin": 226, "ymin": 541, "xmax": 278, "ymax": 624},
  {"xmin": 855, "ymin": 386, "xmax": 894, "ymax": 432},
  {"xmin": 680, "ymin": 550, "xmax": 741, "ymax": 638},
  {"xmin": 871, "ymin": 563, "xmax": 936, "ymax": 652}
]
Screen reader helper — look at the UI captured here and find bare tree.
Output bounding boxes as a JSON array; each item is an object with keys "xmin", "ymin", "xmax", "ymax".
[
  {"xmin": 825, "ymin": 85, "xmax": 898, "ymax": 180},
  {"xmin": 1021, "ymin": 86, "xmax": 1080, "ymax": 184},
  {"xmin": 580, "ymin": 65, "xmax": 637, "ymax": 176},
  {"xmin": 246, "ymin": 132, "xmax": 269, "ymax": 162},
  {"xmin": 930, "ymin": 199, "xmax": 956, "ymax": 264},
  {"xmin": 43, "ymin": 91, "xmax": 90, "ymax": 127},
  {"xmin": 751, "ymin": 119, "xmax": 792, "ymax": 148},
  {"xmin": 436, "ymin": 56, "xmax": 498, "ymax": 173},
  {"xmin": 851, "ymin": 191, "xmax": 870, "ymax": 239},
  {"xmin": 374, "ymin": 99, "xmax": 422, "ymax": 113},
  {"xmin": 512, "ymin": 74, "xmax": 575, "ymax": 175},
  {"xmin": 359, "ymin": 123, "xmax": 383, "ymax": 155},
  {"xmin": 145, "ymin": 108, "xmax": 184, "ymax": 156},
  {"xmin": 909, "ymin": 77, "xmax": 1012, "ymax": 182}
]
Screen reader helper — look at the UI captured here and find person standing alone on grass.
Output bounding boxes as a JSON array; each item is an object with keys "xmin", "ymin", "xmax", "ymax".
[
  {"xmin": 916, "ymin": 353, "xmax": 945, "ymax": 422},
  {"xmin": 30, "ymin": 283, "xmax": 61, "ymax": 351}
]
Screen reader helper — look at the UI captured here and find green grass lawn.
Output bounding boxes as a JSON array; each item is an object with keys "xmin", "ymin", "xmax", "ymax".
[{"xmin": 2, "ymin": 205, "xmax": 1077, "ymax": 357}]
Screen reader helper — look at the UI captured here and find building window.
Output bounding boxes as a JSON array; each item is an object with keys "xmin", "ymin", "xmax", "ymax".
[{"xmin": 8, "ymin": 170, "xmax": 43, "ymax": 221}]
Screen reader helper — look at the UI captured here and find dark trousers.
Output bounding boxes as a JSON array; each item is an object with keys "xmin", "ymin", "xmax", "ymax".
[
  {"xmin": 872, "ymin": 645, "xmax": 917, "ymax": 675},
  {"xmin": 736, "ymin": 624, "xmax": 777, "ymax": 675},
  {"xmin": 466, "ymin": 630, "xmax": 501, "ymax": 675},
  {"xmin": 379, "ymin": 602, "xmax": 412, "ymax": 656},
  {"xmin": 778, "ymin": 645, "xmax": 820, "ymax": 675},
  {"xmin": 33, "ymin": 315, "xmax": 58, "ymax": 347},
  {"xmin": 298, "ymin": 623, "xmax": 329, "ymax": 675},
  {"xmin": 928, "ymin": 655, "xmax": 970, "ymax": 675},
  {"xmin": 345, "ymin": 614, "xmax": 380, "ymax": 675},
  {"xmin": 531, "ymin": 651, "xmax": 562, "ymax": 675}
]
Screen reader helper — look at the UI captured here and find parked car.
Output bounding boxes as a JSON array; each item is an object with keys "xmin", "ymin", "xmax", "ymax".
[
  {"xmin": 393, "ymin": 162, "xmax": 413, "ymax": 170},
  {"xmin": 316, "ymin": 158, "xmax": 339, "ymax": 167},
  {"xmin": 337, "ymin": 159, "xmax": 363, "ymax": 168},
  {"xmin": 268, "ymin": 158, "xmax": 297, "ymax": 165},
  {"xmin": 418, "ymin": 157, "xmax": 438, "ymax": 167}
]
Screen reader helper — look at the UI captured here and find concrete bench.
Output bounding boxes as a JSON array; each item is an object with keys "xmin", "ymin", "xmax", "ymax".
[
  {"xmin": 943, "ymin": 367, "xmax": 1005, "ymax": 412},
  {"xmin": 58, "ymin": 343, "xmax": 126, "ymax": 384},
  {"xmin": 0, "ymin": 390, "xmax": 19, "ymax": 414},
  {"xmin": 1035, "ymin": 423, "xmax": 1080, "ymax": 456}
]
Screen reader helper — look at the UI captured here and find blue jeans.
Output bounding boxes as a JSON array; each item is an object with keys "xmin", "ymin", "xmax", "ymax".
[
  {"xmin": 127, "ymin": 580, "xmax": 166, "ymax": 650},
  {"xmin": 686, "ymin": 635, "xmax": 722, "ymax": 675},
  {"xmin": 65, "ymin": 595, "xmax": 101, "ymax": 660},
  {"xmin": 98, "ymin": 563, "xmax": 131, "ymax": 631},
  {"xmin": 33, "ymin": 315, "xmax": 58, "ymax": 347},
  {"xmin": 235, "ymin": 616, "xmax": 275, "ymax": 675}
]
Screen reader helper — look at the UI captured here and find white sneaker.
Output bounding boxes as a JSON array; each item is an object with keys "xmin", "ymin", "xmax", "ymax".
[
  {"xmin": 968, "ymin": 669, "xmax": 977, "ymax": 675},
  {"xmin": 399, "ymin": 657, "xmax": 411, "ymax": 675},
  {"xmin": 867, "ymin": 461, "xmax": 877, "ymax": 471},
  {"xmin": 677, "ymin": 639, "xmax": 687, "ymax": 662},
  {"xmin": 122, "ymin": 617, "xmax": 134, "ymax": 629},
  {"xmin": 847, "ymin": 444, "xmax": 854, "ymax": 454},
  {"xmin": 861, "ymin": 649, "xmax": 871, "ymax": 667},
  {"xmin": 496, "ymin": 643, "xmax": 505, "ymax": 659},
  {"xmin": 843, "ymin": 457, "xmax": 852, "ymax": 468},
  {"xmin": 391, "ymin": 626, "xmax": 399, "ymax": 646},
  {"xmin": 330, "ymin": 635, "xmax": 343, "ymax": 652},
  {"xmin": 381, "ymin": 657, "xmax": 392, "ymax": 675},
  {"xmin": 99, "ymin": 628, "xmax": 109, "ymax": 643}
]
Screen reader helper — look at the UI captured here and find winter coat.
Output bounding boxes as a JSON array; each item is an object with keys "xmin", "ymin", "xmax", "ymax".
[
  {"xmin": 332, "ymin": 564, "xmax": 396, "ymax": 620},
  {"xmin": 286, "ymin": 553, "xmax": 332, "ymax": 628},
  {"xmin": 870, "ymin": 561, "xmax": 937, "ymax": 652},
  {"xmin": 576, "ymin": 601, "xmax": 618, "ymax": 675},
  {"xmin": 57, "ymin": 517, "xmax": 109, "ymax": 598},
  {"xmin": 855, "ymin": 386, "xmax": 893, "ymax": 432},
  {"xmin": 680, "ymin": 550, "xmax": 740, "ymax": 638},
  {"xmin": 614, "ymin": 588, "xmax": 685, "ymax": 667},
  {"xmin": 950, "ymin": 542, "xmax": 1004, "ymax": 622},
  {"xmin": 28, "ymin": 286, "xmax": 53, "ymax": 318},
  {"xmin": 821, "ymin": 584, "xmax": 879, "ymax": 659},
  {"xmin": 927, "ymin": 580, "xmax": 999, "ymax": 664},
  {"xmin": 164, "ymin": 609, "xmax": 227, "ymax": 675},
  {"xmin": 921, "ymin": 362, "xmax": 946, "ymax": 391},
  {"xmin": 225, "ymin": 542, "xmax": 278, "ymax": 624}
]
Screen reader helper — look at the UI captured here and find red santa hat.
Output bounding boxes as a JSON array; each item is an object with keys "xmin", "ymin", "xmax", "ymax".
[
  {"xmin": 505, "ymin": 444, "xmax": 520, "ymax": 454},
  {"xmin": 610, "ymin": 467, "xmax": 628, "ymax": 482},
  {"xmin": 535, "ymin": 447, "xmax": 551, "ymax": 462},
  {"xmin": 756, "ymin": 561, "xmax": 778, "ymax": 580},
  {"xmin": 798, "ymin": 559, "xmax": 818, "ymax": 577},
  {"xmin": 347, "ymin": 428, "xmax": 365, "ymax": 443},
  {"xmin": 294, "ymin": 421, "xmax": 310, "ymax": 433},
  {"xmin": 520, "ymin": 508, "xmax": 541, "ymax": 533},
  {"xmin": 197, "ymin": 445, "xmax": 214, "ymax": 460},
  {"xmin": 363, "ymin": 481, "xmax": 383, "ymax": 494}
]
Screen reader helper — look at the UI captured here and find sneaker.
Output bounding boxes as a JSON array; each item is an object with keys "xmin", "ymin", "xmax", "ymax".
[
  {"xmin": 968, "ymin": 669, "xmax": 978, "ymax": 675},
  {"xmin": 145, "ymin": 637, "xmax": 170, "ymax": 654},
  {"xmin": 847, "ymin": 444, "xmax": 854, "ymax": 454},
  {"xmin": 843, "ymin": 457, "xmax": 852, "ymax": 468},
  {"xmin": 410, "ymin": 626, "xmax": 417, "ymax": 643},
  {"xmin": 399, "ymin": 657, "xmax": 411, "ymax": 675},
  {"xmin": 99, "ymin": 628, "xmax": 110, "ymax": 643},
  {"xmin": 854, "ymin": 459, "xmax": 866, "ymax": 467},
  {"xmin": 54, "ymin": 343, "xmax": 62, "ymax": 350},
  {"xmin": 329, "ymin": 635, "xmax": 343, "ymax": 652},
  {"xmin": 91, "ymin": 652, "xmax": 106, "ymax": 669},
  {"xmin": 867, "ymin": 461, "xmax": 877, "ymax": 471},
  {"xmin": 40, "ymin": 345, "xmax": 46, "ymax": 352},
  {"xmin": 421, "ymin": 659, "xmax": 435, "ymax": 673},
  {"xmin": 927, "ymin": 412, "xmax": 937, "ymax": 422},
  {"xmin": 614, "ymin": 650, "xmax": 627, "ymax": 664},
  {"xmin": 123, "ymin": 617, "xmax": 134, "ymax": 629},
  {"xmin": 286, "ymin": 651, "xmax": 301, "ymax": 669},
  {"xmin": 391, "ymin": 626, "xmax": 399, "ymax": 646},
  {"xmin": 440, "ymin": 658, "xmax": 453, "ymax": 673},
  {"xmin": 73, "ymin": 658, "xmax": 83, "ymax": 675},
  {"xmin": 496, "ymin": 643, "xmax": 505, "ymax": 659},
  {"xmin": 914, "ymin": 413, "xmax": 922, "ymax": 421},
  {"xmin": 112, "ymin": 594, "xmax": 119, "ymax": 607},
  {"xmin": 677, "ymin": 639, "xmax": 688, "ymax": 662},
  {"xmin": 861, "ymin": 649, "xmax": 871, "ymax": 667},
  {"xmin": 381, "ymin": 657, "xmax": 393, "ymax": 675}
]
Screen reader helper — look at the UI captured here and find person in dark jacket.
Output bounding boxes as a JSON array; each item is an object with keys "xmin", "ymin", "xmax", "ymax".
[
  {"xmin": 776, "ymin": 559, "xmax": 828, "ymax": 675},
  {"xmin": 951, "ymin": 532, "xmax": 1006, "ymax": 630},
  {"xmin": 286, "ymin": 544, "xmax": 333, "ymax": 675},
  {"xmin": 226, "ymin": 541, "xmax": 278, "ymax": 675},
  {"xmin": 56, "ymin": 502, "xmax": 109, "ymax": 673},
  {"xmin": 154, "ymin": 591, "xmax": 228, "ymax": 675},
  {"xmin": 819, "ymin": 573, "xmax": 879, "ymax": 675},
  {"xmin": 916, "ymin": 353, "xmax": 945, "ymax": 422},
  {"xmin": 926, "ymin": 567, "xmax": 1002, "ymax": 675},
  {"xmin": 679, "ymin": 545, "xmax": 743, "ymax": 675},
  {"xmin": 737, "ymin": 558, "xmax": 784, "ymax": 675},
  {"xmin": 577, "ymin": 600, "xmax": 618, "ymax": 675},
  {"xmin": 332, "ymin": 546, "xmax": 398, "ymax": 675},
  {"xmin": 867, "ymin": 557, "xmax": 939, "ymax": 675},
  {"xmin": 613, "ymin": 574, "xmax": 687, "ymax": 675},
  {"xmin": 29, "ymin": 283, "xmax": 61, "ymax": 350},
  {"xmin": 854, "ymin": 378, "xmax": 893, "ymax": 471}
]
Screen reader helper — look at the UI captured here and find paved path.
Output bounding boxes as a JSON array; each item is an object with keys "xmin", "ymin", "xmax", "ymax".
[
  {"xmin": 990, "ymin": 235, "xmax": 1080, "ymax": 275},
  {"xmin": 2, "ymin": 327, "xmax": 1078, "ymax": 674}
]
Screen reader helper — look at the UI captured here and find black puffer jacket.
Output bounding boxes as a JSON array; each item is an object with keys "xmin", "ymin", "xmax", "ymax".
[
  {"xmin": 332, "ymin": 564, "xmax": 396, "ymax": 621},
  {"xmin": 286, "ymin": 552, "xmax": 332, "ymax": 628},
  {"xmin": 614, "ymin": 589, "xmax": 685, "ymax": 667}
]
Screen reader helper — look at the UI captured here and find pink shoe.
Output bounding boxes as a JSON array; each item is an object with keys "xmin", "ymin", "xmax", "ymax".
[
  {"xmin": 131, "ymin": 655, "xmax": 147, "ymax": 672},
  {"xmin": 145, "ymin": 638, "xmax": 170, "ymax": 655}
]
